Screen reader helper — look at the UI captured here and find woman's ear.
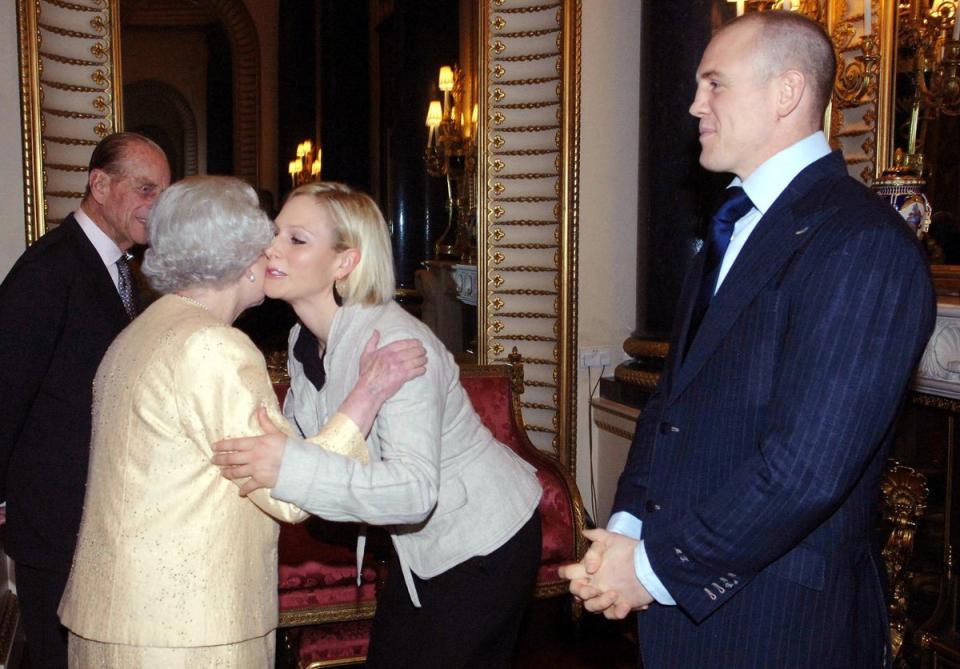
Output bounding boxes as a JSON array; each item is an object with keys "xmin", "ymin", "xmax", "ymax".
[{"xmin": 336, "ymin": 248, "xmax": 361, "ymax": 280}]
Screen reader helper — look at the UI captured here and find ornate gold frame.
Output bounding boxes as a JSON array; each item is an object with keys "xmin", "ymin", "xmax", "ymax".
[
  {"xmin": 477, "ymin": 0, "xmax": 581, "ymax": 473},
  {"xmin": 17, "ymin": 0, "xmax": 583, "ymax": 473},
  {"xmin": 17, "ymin": 0, "xmax": 123, "ymax": 243}
]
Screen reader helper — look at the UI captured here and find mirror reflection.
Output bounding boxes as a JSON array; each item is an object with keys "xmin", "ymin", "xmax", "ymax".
[
  {"xmin": 119, "ymin": 0, "xmax": 479, "ymax": 360},
  {"xmin": 891, "ymin": 0, "xmax": 960, "ymax": 263}
]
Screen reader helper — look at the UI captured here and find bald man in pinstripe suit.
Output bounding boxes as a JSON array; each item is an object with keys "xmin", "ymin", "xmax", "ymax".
[{"xmin": 562, "ymin": 11, "xmax": 935, "ymax": 668}]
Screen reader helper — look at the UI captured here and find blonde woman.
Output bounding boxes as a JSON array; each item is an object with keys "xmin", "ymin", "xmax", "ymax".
[
  {"xmin": 58, "ymin": 177, "xmax": 424, "ymax": 667},
  {"xmin": 213, "ymin": 182, "xmax": 542, "ymax": 668}
]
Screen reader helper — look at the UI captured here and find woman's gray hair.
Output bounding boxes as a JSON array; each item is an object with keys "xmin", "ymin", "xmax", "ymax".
[{"xmin": 142, "ymin": 176, "xmax": 273, "ymax": 293}]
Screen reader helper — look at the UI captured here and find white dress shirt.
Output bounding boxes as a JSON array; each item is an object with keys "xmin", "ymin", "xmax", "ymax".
[
  {"xmin": 74, "ymin": 207, "xmax": 126, "ymax": 291},
  {"xmin": 609, "ymin": 131, "xmax": 833, "ymax": 606}
]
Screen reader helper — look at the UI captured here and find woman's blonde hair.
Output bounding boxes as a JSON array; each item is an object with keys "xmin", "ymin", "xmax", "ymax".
[{"xmin": 287, "ymin": 182, "xmax": 395, "ymax": 306}]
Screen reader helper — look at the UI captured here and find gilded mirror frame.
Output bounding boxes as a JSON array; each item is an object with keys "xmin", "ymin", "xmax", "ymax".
[
  {"xmin": 869, "ymin": 0, "xmax": 960, "ymax": 291},
  {"xmin": 477, "ymin": 0, "xmax": 581, "ymax": 473},
  {"xmin": 17, "ymin": 0, "xmax": 583, "ymax": 473},
  {"xmin": 17, "ymin": 0, "xmax": 123, "ymax": 244}
]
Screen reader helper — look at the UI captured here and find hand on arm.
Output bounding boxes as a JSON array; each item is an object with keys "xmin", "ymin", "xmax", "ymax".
[
  {"xmin": 338, "ymin": 330, "xmax": 428, "ymax": 435},
  {"xmin": 212, "ymin": 406, "xmax": 286, "ymax": 495}
]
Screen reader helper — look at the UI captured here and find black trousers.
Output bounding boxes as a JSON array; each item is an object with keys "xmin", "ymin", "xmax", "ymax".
[
  {"xmin": 365, "ymin": 509, "xmax": 541, "ymax": 669},
  {"xmin": 16, "ymin": 562, "xmax": 69, "ymax": 669}
]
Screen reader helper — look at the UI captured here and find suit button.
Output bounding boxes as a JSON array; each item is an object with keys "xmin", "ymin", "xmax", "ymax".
[
  {"xmin": 645, "ymin": 500, "xmax": 661, "ymax": 513},
  {"xmin": 659, "ymin": 422, "xmax": 679, "ymax": 434}
]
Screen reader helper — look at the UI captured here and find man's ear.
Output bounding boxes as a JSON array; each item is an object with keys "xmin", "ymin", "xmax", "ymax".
[
  {"xmin": 776, "ymin": 69, "xmax": 805, "ymax": 118},
  {"xmin": 336, "ymin": 248, "xmax": 361, "ymax": 280},
  {"xmin": 88, "ymin": 168, "xmax": 111, "ymax": 204}
]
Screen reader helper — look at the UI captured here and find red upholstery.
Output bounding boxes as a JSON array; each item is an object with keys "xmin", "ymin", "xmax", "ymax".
[
  {"xmin": 273, "ymin": 360, "xmax": 584, "ymax": 666},
  {"xmin": 278, "ymin": 519, "xmax": 380, "ymax": 621},
  {"xmin": 288, "ymin": 621, "xmax": 371, "ymax": 668},
  {"xmin": 459, "ymin": 368, "xmax": 584, "ymax": 597}
]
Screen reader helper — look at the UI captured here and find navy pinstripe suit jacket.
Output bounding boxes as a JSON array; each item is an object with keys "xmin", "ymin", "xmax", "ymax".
[{"xmin": 614, "ymin": 151, "xmax": 936, "ymax": 668}]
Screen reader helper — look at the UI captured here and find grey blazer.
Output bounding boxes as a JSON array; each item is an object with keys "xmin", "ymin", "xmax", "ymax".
[{"xmin": 273, "ymin": 301, "xmax": 542, "ymax": 606}]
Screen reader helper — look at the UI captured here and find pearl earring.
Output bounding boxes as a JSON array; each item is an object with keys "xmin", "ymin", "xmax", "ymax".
[{"xmin": 248, "ymin": 273, "xmax": 256, "ymax": 282}]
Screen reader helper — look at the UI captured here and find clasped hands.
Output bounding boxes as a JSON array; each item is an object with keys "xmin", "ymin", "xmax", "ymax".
[{"xmin": 558, "ymin": 528, "xmax": 654, "ymax": 619}]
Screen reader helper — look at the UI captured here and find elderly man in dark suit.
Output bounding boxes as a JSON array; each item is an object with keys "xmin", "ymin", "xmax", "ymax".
[
  {"xmin": 562, "ymin": 11, "xmax": 935, "ymax": 668},
  {"xmin": 0, "ymin": 132, "xmax": 170, "ymax": 668}
]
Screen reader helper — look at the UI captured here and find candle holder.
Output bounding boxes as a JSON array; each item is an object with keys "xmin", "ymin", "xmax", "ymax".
[
  {"xmin": 836, "ymin": 32, "xmax": 881, "ymax": 108},
  {"xmin": 424, "ymin": 65, "xmax": 478, "ymax": 263},
  {"xmin": 288, "ymin": 140, "xmax": 321, "ymax": 189}
]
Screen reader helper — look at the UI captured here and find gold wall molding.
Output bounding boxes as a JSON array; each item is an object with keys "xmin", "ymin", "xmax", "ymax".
[
  {"xmin": 479, "ymin": 0, "xmax": 581, "ymax": 473},
  {"xmin": 18, "ymin": 0, "xmax": 122, "ymax": 242}
]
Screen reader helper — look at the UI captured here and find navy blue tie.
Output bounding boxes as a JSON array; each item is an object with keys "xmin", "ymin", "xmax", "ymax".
[{"xmin": 686, "ymin": 186, "xmax": 754, "ymax": 353}]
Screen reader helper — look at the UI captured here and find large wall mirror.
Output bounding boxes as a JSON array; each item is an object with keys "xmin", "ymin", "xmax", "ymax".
[
  {"xmin": 875, "ymin": 0, "xmax": 960, "ymax": 289},
  {"xmin": 17, "ymin": 0, "xmax": 581, "ymax": 470}
]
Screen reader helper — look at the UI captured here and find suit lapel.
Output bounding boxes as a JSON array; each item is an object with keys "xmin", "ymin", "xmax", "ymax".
[
  {"xmin": 63, "ymin": 215, "xmax": 131, "ymax": 326},
  {"xmin": 669, "ymin": 152, "xmax": 846, "ymax": 402}
]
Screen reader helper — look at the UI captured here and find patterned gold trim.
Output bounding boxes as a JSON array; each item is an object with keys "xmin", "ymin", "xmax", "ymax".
[
  {"xmin": 38, "ymin": 51, "xmax": 101, "ymax": 66},
  {"xmin": 623, "ymin": 337, "xmax": 669, "ymax": 359},
  {"xmin": 497, "ymin": 28, "xmax": 560, "ymax": 38},
  {"xmin": 495, "ymin": 311, "xmax": 556, "ymax": 318},
  {"xmin": 495, "ymin": 124, "xmax": 560, "ymax": 132},
  {"xmin": 479, "ymin": 0, "xmax": 580, "ymax": 472},
  {"xmin": 43, "ymin": 0, "xmax": 101, "ymax": 11},
  {"xmin": 614, "ymin": 364, "xmax": 660, "ymax": 391},
  {"xmin": 19, "ymin": 0, "xmax": 120, "ymax": 242},
  {"xmin": 43, "ymin": 107, "xmax": 105, "ymax": 120},
  {"xmin": 493, "ymin": 288, "xmax": 558, "ymax": 295},
  {"xmin": 38, "ymin": 22, "xmax": 101, "ymax": 39},
  {"xmin": 495, "ymin": 218, "xmax": 556, "ymax": 225},
  {"xmin": 278, "ymin": 601, "xmax": 376, "ymax": 628},
  {"xmin": 496, "ymin": 76, "xmax": 560, "ymax": 86},
  {"xmin": 495, "ymin": 243, "xmax": 558, "ymax": 249},
  {"xmin": 593, "ymin": 419, "xmax": 634, "ymax": 441},
  {"xmin": 40, "ymin": 79, "xmax": 105, "ymax": 93},
  {"xmin": 497, "ymin": 172, "xmax": 556, "ymax": 179},
  {"xmin": 45, "ymin": 163, "xmax": 89, "ymax": 172},
  {"xmin": 498, "ymin": 3, "xmax": 561, "ymax": 13},
  {"xmin": 500, "ymin": 53, "xmax": 558, "ymax": 63}
]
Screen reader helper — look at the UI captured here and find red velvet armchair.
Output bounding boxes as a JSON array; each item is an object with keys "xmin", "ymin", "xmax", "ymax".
[{"xmin": 273, "ymin": 353, "xmax": 586, "ymax": 668}]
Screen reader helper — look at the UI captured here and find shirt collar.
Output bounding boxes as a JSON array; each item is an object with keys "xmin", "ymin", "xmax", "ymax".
[
  {"xmin": 74, "ymin": 206, "xmax": 126, "ymax": 266},
  {"xmin": 730, "ymin": 131, "xmax": 831, "ymax": 215}
]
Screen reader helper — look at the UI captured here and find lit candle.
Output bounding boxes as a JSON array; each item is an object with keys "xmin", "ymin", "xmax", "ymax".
[
  {"xmin": 864, "ymin": 0, "xmax": 871, "ymax": 36},
  {"xmin": 783, "ymin": 0, "xmax": 791, "ymax": 10},
  {"xmin": 425, "ymin": 101, "xmax": 442, "ymax": 149},
  {"xmin": 736, "ymin": 0, "xmax": 744, "ymax": 16}
]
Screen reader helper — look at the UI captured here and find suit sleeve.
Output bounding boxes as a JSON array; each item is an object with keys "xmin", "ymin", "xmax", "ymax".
[
  {"xmin": 0, "ymin": 258, "xmax": 67, "ymax": 502},
  {"xmin": 174, "ymin": 326, "xmax": 365, "ymax": 524},
  {"xmin": 272, "ymin": 329, "xmax": 446, "ymax": 525},
  {"xmin": 643, "ymin": 225, "xmax": 935, "ymax": 621}
]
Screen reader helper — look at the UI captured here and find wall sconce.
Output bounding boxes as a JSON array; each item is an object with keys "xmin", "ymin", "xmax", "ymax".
[
  {"xmin": 424, "ymin": 64, "xmax": 478, "ymax": 263},
  {"xmin": 902, "ymin": 0, "xmax": 960, "ymax": 124},
  {"xmin": 288, "ymin": 139, "xmax": 321, "ymax": 189}
]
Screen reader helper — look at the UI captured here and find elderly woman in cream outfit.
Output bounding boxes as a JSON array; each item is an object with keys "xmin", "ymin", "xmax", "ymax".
[
  {"xmin": 58, "ymin": 177, "xmax": 425, "ymax": 668},
  {"xmin": 213, "ymin": 182, "xmax": 543, "ymax": 668}
]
